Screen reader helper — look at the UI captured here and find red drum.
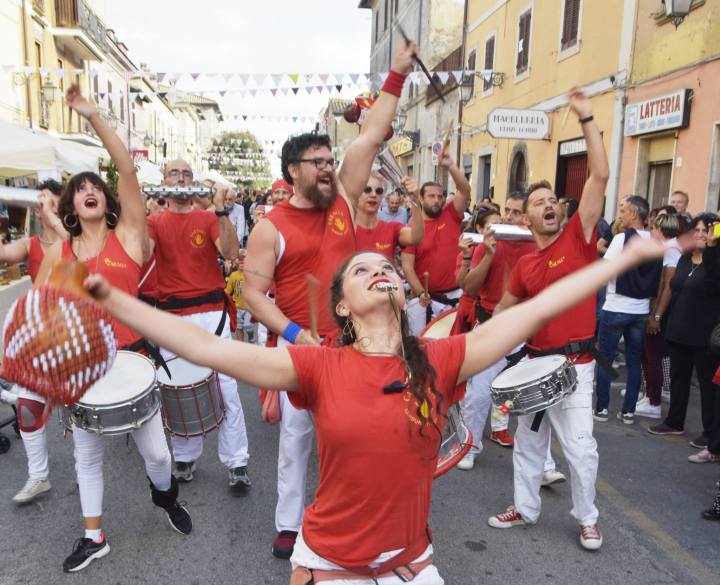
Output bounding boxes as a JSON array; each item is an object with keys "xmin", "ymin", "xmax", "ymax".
[{"xmin": 419, "ymin": 309, "xmax": 473, "ymax": 478}]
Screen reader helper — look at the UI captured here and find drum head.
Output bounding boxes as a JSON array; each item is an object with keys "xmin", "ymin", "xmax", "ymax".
[
  {"xmin": 158, "ymin": 357, "xmax": 213, "ymax": 386},
  {"xmin": 79, "ymin": 351, "xmax": 156, "ymax": 406},
  {"xmin": 492, "ymin": 355, "xmax": 567, "ymax": 389},
  {"xmin": 420, "ymin": 309, "xmax": 458, "ymax": 339}
]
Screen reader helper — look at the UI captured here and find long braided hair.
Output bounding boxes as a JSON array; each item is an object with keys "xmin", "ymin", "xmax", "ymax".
[{"xmin": 329, "ymin": 252, "xmax": 445, "ymax": 441}]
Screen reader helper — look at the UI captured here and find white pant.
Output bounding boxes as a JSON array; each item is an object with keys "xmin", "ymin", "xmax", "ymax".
[
  {"xmin": 463, "ymin": 358, "xmax": 509, "ymax": 454},
  {"xmin": 162, "ymin": 310, "xmax": 250, "ymax": 469},
  {"xmin": 73, "ymin": 411, "xmax": 171, "ymax": 518},
  {"xmin": 513, "ymin": 361, "xmax": 599, "ymax": 525},
  {"xmin": 20, "ymin": 427, "xmax": 49, "ymax": 480},
  {"xmin": 276, "ymin": 337, "xmax": 314, "ymax": 533},
  {"xmin": 406, "ymin": 289, "xmax": 462, "ymax": 337}
]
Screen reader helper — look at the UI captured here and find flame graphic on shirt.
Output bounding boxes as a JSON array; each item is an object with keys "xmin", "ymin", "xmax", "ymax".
[{"xmin": 190, "ymin": 229, "xmax": 207, "ymax": 248}]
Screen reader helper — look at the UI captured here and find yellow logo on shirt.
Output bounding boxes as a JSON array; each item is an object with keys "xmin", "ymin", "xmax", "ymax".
[
  {"xmin": 375, "ymin": 242, "xmax": 391, "ymax": 250},
  {"xmin": 103, "ymin": 257, "xmax": 127, "ymax": 269},
  {"xmin": 190, "ymin": 229, "xmax": 207, "ymax": 248},
  {"xmin": 548, "ymin": 256, "xmax": 566, "ymax": 269},
  {"xmin": 437, "ymin": 223, "xmax": 446, "ymax": 230},
  {"xmin": 328, "ymin": 210, "xmax": 348, "ymax": 237}
]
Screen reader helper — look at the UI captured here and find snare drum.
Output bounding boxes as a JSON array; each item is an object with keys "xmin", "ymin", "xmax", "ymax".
[
  {"xmin": 419, "ymin": 309, "xmax": 473, "ymax": 478},
  {"xmin": 158, "ymin": 358, "xmax": 224, "ymax": 437},
  {"xmin": 490, "ymin": 355, "xmax": 577, "ymax": 416},
  {"xmin": 61, "ymin": 351, "xmax": 159, "ymax": 435}
]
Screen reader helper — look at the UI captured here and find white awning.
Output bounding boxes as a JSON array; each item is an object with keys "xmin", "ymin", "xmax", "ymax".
[
  {"xmin": 0, "ymin": 186, "xmax": 40, "ymax": 208},
  {"xmin": 136, "ymin": 160, "xmax": 163, "ymax": 184},
  {"xmin": 0, "ymin": 119, "xmax": 103, "ymax": 177}
]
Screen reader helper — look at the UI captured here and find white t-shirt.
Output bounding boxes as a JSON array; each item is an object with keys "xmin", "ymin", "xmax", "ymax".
[
  {"xmin": 663, "ymin": 237, "xmax": 681, "ymax": 268},
  {"xmin": 603, "ymin": 230, "xmax": 652, "ymax": 314}
]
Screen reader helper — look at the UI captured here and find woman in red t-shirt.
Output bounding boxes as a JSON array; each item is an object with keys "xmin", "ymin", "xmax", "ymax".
[
  {"xmin": 34, "ymin": 84, "xmax": 192, "ymax": 573},
  {"xmin": 85, "ymin": 242, "xmax": 669, "ymax": 583}
]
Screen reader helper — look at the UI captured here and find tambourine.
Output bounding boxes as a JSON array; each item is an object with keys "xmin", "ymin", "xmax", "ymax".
[{"xmin": 142, "ymin": 184, "xmax": 215, "ymax": 199}]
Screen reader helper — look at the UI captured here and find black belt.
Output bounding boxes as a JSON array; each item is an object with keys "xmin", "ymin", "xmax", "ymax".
[
  {"xmin": 158, "ymin": 290, "xmax": 229, "ymax": 337},
  {"xmin": 425, "ymin": 291, "xmax": 461, "ymax": 325}
]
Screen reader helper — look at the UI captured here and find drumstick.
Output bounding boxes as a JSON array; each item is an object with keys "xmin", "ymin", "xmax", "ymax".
[
  {"xmin": 439, "ymin": 118, "xmax": 454, "ymax": 161},
  {"xmin": 305, "ymin": 274, "xmax": 320, "ymax": 341},
  {"xmin": 397, "ymin": 24, "xmax": 446, "ymax": 103},
  {"xmin": 561, "ymin": 106, "xmax": 571, "ymax": 129},
  {"xmin": 423, "ymin": 271, "xmax": 429, "ymax": 296}
]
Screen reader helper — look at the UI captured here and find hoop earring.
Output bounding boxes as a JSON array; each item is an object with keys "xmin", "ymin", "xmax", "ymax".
[
  {"xmin": 63, "ymin": 214, "xmax": 78, "ymax": 229},
  {"xmin": 105, "ymin": 212, "xmax": 119, "ymax": 228}
]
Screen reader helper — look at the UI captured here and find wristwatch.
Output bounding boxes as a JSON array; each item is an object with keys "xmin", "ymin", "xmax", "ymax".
[
  {"xmin": 653, "ymin": 314, "xmax": 662, "ymax": 322},
  {"xmin": 215, "ymin": 209, "xmax": 230, "ymax": 217}
]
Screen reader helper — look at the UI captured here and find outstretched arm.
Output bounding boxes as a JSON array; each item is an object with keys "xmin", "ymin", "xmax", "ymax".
[
  {"xmin": 459, "ymin": 237, "xmax": 672, "ymax": 381},
  {"xmin": 440, "ymin": 153, "xmax": 471, "ymax": 217},
  {"xmin": 66, "ymin": 83, "xmax": 148, "ymax": 263},
  {"xmin": 338, "ymin": 40, "xmax": 416, "ymax": 213},
  {"xmin": 85, "ymin": 273, "xmax": 299, "ymax": 390}
]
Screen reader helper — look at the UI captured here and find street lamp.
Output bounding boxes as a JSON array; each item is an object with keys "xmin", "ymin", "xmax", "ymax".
[
  {"xmin": 40, "ymin": 79, "xmax": 59, "ymax": 104},
  {"xmin": 459, "ymin": 71, "xmax": 506, "ymax": 105},
  {"xmin": 396, "ymin": 110, "xmax": 408, "ymax": 133},
  {"xmin": 143, "ymin": 133, "xmax": 152, "ymax": 147},
  {"xmin": 664, "ymin": 0, "xmax": 693, "ymax": 28}
]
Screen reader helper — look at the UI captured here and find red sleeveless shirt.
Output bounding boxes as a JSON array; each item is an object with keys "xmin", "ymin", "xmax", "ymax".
[
  {"xmin": 62, "ymin": 232, "xmax": 142, "ymax": 349},
  {"xmin": 267, "ymin": 195, "xmax": 356, "ymax": 336},
  {"xmin": 27, "ymin": 236, "xmax": 44, "ymax": 283}
]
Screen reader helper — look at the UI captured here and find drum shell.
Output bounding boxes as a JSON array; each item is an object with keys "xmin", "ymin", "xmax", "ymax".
[
  {"xmin": 159, "ymin": 371, "xmax": 225, "ymax": 437},
  {"xmin": 61, "ymin": 386, "xmax": 160, "ymax": 436},
  {"xmin": 491, "ymin": 359, "xmax": 578, "ymax": 415},
  {"xmin": 435, "ymin": 403, "xmax": 473, "ymax": 478}
]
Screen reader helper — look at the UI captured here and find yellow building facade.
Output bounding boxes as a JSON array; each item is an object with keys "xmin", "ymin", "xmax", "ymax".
[{"xmin": 461, "ymin": 0, "xmax": 635, "ymax": 217}]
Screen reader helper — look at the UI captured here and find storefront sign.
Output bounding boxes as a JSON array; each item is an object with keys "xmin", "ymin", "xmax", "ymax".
[
  {"xmin": 624, "ymin": 89, "xmax": 691, "ymax": 137},
  {"xmin": 132, "ymin": 149, "xmax": 149, "ymax": 163},
  {"xmin": 487, "ymin": 108, "xmax": 550, "ymax": 140},
  {"xmin": 559, "ymin": 137, "xmax": 587, "ymax": 157},
  {"xmin": 389, "ymin": 136, "xmax": 414, "ymax": 157}
]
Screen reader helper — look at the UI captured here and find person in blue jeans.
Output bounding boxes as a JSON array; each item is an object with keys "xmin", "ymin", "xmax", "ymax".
[{"xmin": 595, "ymin": 196, "xmax": 662, "ymax": 424}]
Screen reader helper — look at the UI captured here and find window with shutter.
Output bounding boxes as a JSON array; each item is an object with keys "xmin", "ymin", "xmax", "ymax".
[
  {"xmin": 483, "ymin": 37, "xmax": 494, "ymax": 92},
  {"xmin": 561, "ymin": 0, "xmax": 581, "ymax": 51},
  {"xmin": 516, "ymin": 11, "xmax": 531, "ymax": 74},
  {"xmin": 466, "ymin": 49, "xmax": 476, "ymax": 100}
]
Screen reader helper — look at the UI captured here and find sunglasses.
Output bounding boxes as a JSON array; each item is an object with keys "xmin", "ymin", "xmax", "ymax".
[{"xmin": 363, "ymin": 186, "xmax": 385, "ymax": 195}]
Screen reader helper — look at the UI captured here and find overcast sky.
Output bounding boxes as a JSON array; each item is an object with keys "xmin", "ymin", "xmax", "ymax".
[{"xmin": 106, "ymin": 1, "xmax": 373, "ymax": 176}]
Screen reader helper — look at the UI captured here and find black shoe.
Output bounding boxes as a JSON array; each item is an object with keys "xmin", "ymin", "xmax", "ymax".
[
  {"xmin": 62, "ymin": 537, "xmax": 110, "ymax": 572},
  {"xmin": 272, "ymin": 530, "xmax": 298, "ymax": 559},
  {"xmin": 166, "ymin": 502, "xmax": 193, "ymax": 535},
  {"xmin": 228, "ymin": 466, "xmax": 251, "ymax": 495},
  {"xmin": 690, "ymin": 435, "xmax": 708, "ymax": 449},
  {"xmin": 702, "ymin": 481, "xmax": 720, "ymax": 521},
  {"xmin": 173, "ymin": 461, "xmax": 196, "ymax": 483}
]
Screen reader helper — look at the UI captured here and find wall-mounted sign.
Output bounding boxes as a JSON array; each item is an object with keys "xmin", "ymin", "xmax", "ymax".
[
  {"xmin": 624, "ymin": 89, "xmax": 691, "ymax": 137},
  {"xmin": 431, "ymin": 141, "xmax": 443, "ymax": 165},
  {"xmin": 390, "ymin": 136, "xmax": 414, "ymax": 157},
  {"xmin": 559, "ymin": 137, "xmax": 587, "ymax": 157},
  {"xmin": 487, "ymin": 108, "xmax": 550, "ymax": 140}
]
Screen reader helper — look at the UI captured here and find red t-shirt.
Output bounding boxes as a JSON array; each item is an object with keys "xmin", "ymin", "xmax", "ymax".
[
  {"xmin": 355, "ymin": 220, "xmax": 403, "ymax": 260},
  {"xmin": 62, "ymin": 232, "xmax": 142, "ymax": 349},
  {"xmin": 403, "ymin": 204, "xmax": 462, "ymax": 293},
  {"xmin": 267, "ymin": 195, "xmax": 356, "ymax": 336},
  {"xmin": 27, "ymin": 236, "xmax": 44, "ymax": 283},
  {"xmin": 286, "ymin": 334, "xmax": 466, "ymax": 568},
  {"xmin": 147, "ymin": 210, "xmax": 225, "ymax": 315},
  {"xmin": 507, "ymin": 213, "xmax": 597, "ymax": 360},
  {"xmin": 472, "ymin": 239, "xmax": 538, "ymax": 313}
]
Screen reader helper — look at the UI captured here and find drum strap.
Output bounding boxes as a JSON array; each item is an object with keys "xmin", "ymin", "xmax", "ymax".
[
  {"xmin": 425, "ymin": 293, "xmax": 461, "ymax": 326},
  {"xmin": 526, "ymin": 339, "xmax": 618, "ymax": 380},
  {"xmin": 125, "ymin": 339, "xmax": 172, "ymax": 380}
]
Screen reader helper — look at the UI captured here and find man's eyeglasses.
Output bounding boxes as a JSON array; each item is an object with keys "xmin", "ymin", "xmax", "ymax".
[
  {"xmin": 363, "ymin": 186, "xmax": 385, "ymax": 195},
  {"xmin": 292, "ymin": 157, "xmax": 337, "ymax": 170},
  {"xmin": 165, "ymin": 169, "xmax": 193, "ymax": 179}
]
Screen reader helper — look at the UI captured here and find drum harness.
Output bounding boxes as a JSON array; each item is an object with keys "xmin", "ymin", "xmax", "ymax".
[{"xmin": 424, "ymin": 290, "xmax": 461, "ymax": 326}]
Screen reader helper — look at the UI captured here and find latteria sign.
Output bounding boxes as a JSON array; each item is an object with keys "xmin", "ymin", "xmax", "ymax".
[
  {"xmin": 624, "ymin": 89, "xmax": 691, "ymax": 137},
  {"xmin": 487, "ymin": 108, "xmax": 550, "ymax": 140}
]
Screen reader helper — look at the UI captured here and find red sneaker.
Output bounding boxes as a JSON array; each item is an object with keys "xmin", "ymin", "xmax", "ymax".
[
  {"xmin": 272, "ymin": 531, "xmax": 298, "ymax": 559},
  {"xmin": 488, "ymin": 506, "xmax": 527, "ymax": 528},
  {"xmin": 490, "ymin": 429, "xmax": 514, "ymax": 447}
]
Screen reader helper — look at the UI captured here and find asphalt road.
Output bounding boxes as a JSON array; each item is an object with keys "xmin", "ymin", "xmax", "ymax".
[{"xmin": 0, "ymin": 373, "xmax": 718, "ymax": 585}]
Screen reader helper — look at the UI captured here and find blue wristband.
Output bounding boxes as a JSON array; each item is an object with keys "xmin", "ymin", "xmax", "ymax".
[{"xmin": 282, "ymin": 321, "xmax": 303, "ymax": 344}]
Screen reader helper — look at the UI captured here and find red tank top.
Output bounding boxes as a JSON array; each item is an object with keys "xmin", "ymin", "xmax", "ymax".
[
  {"xmin": 138, "ymin": 255, "xmax": 159, "ymax": 301},
  {"xmin": 27, "ymin": 236, "xmax": 44, "ymax": 283},
  {"xmin": 62, "ymin": 232, "xmax": 142, "ymax": 349},
  {"xmin": 267, "ymin": 195, "xmax": 356, "ymax": 336}
]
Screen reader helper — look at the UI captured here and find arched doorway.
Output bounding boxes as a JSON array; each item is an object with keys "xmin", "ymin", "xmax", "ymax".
[{"xmin": 509, "ymin": 151, "xmax": 528, "ymax": 194}]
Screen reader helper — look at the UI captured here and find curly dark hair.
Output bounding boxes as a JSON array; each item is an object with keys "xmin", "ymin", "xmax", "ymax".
[
  {"xmin": 280, "ymin": 133, "xmax": 332, "ymax": 185},
  {"xmin": 58, "ymin": 172, "xmax": 122, "ymax": 238},
  {"xmin": 523, "ymin": 180, "xmax": 554, "ymax": 212},
  {"xmin": 329, "ymin": 252, "xmax": 445, "ymax": 443}
]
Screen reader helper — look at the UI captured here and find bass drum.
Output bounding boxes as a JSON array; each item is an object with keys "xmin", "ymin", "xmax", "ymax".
[{"xmin": 419, "ymin": 309, "xmax": 473, "ymax": 479}]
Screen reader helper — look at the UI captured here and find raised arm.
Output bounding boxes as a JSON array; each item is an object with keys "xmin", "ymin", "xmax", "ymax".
[
  {"xmin": 440, "ymin": 153, "xmax": 471, "ymax": 216},
  {"xmin": 337, "ymin": 41, "xmax": 416, "ymax": 211},
  {"xmin": 459, "ymin": 237, "xmax": 670, "ymax": 381},
  {"xmin": 85, "ymin": 273, "xmax": 298, "ymax": 390},
  {"xmin": 206, "ymin": 185, "xmax": 240, "ymax": 261},
  {"xmin": 398, "ymin": 177, "xmax": 424, "ymax": 247},
  {"xmin": 571, "ymin": 88, "xmax": 610, "ymax": 241},
  {"xmin": 463, "ymin": 235, "xmax": 496, "ymax": 294},
  {"xmin": 66, "ymin": 84, "xmax": 148, "ymax": 261}
]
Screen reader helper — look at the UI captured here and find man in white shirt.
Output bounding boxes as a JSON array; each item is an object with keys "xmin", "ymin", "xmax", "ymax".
[
  {"xmin": 594, "ymin": 195, "xmax": 661, "ymax": 424},
  {"xmin": 227, "ymin": 189, "xmax": 246, "ymax": 246}
]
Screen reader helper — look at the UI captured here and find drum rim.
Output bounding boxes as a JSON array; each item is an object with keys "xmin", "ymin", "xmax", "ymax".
[
  {"xmin": 419, "ymin": 307, "xmax": 458, "ymax": 339},
  {"xmin": 158, "ymin": 370, "xmax": 218, "ymax": 391},
  {"xmin": 67, "ymin": 385, "xmax": 159, "ymax": 411},
  {"xmin": 491, "ymin": 356, "xmax": 571, "ymax": 390},
  {"xmin": 156, "ymin": 356, "xmax": 214, "ymax": 386},
  {"xmin": 76, "ymin": 350, "xmax": 158, "ymax": 407}
]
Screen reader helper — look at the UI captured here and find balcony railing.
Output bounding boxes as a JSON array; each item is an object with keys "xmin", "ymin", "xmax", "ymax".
[{"xmin": 54, "ymin": 0, "xmax": 108, "ymax": 53}]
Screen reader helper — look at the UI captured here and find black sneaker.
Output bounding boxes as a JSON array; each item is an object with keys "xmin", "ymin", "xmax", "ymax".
[
  {"xmin": 173, "ymin": 461, "xmax": 196, "ymax": 483},
  {"xmin": 166, "ymin": 502, "xmax": 193, "ymax": 535},
  {"xmin": 648, "ymin": 423, "xmax": 684, "ymax": 436},
  {"xmin": 62, "ymin": 537, "xmax": 110, "ymax": 572},
  {"xmin": 690, "ymin": 435, "xmax": 708, "ymax": 449},
  {"xmin": 228, "ymin": 466, "xmax": 251, "ymax": 495}
]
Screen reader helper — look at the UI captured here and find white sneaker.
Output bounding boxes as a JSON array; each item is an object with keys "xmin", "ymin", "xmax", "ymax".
[
  {"xmin": 456, "ymin": 452, "xmax": 476, "ymax": 471},
  {"xmin": 541, "ymin": 469, "xmax": 567, "ymax": 487},
  {"xmin": 635, "ymin": 396, "xmax": 649, "ymax": 407},
  {"xmin": 579, "ymin": 523, "xmax": 603, "ymax": 550},
  {"xmin": 13, "ymin": 478, "xmax": 51, "ymax": 504},
  {"xmin": 634, "ymin": 401, "xmax": 661, "ymax": 419}
]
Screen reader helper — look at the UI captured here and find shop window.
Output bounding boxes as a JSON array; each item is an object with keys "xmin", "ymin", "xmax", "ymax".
[
  {"xmin": 561, "ymin": 0, "xmax": 581, "ymax": 51},
  {"xmin": 516, "ymin": 10, "xmax": 532, "ymax": 75},
  {"xmin": 647, "ymin": 161, "xmax": 673, "ymax": 209}
]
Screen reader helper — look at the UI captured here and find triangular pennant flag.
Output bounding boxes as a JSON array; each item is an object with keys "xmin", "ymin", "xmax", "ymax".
[
  {"xmin": 156, "ymin": 72, "xmax": 166, "ymax": 83},
  {"xmin": 270, "ymin": 88, "xmax": 278, "ymax": 96},
  {"xmin": 292, "ymin": 116, "xmax": 298, "ymax": 123},
  {"xmin": 89, "ymin": 69, "xmax": 99, "ymax": 78},
  {"xmin": 190, "ymin": 73, "xmax": 201, "ymax": 81},
  {"xmin": 272, "ymin": 74, "xmax": 283, "ymax": 87},
  {"xmin": 289, "ymin": 73, "xmax": 299, "ymax": 86},
  {"xmin": 305, "ymin": 86, "xmax": 313, "ymax": 95},
  {"xmin": 242, "ymin": 115, "xmax": 248, "ymax": 121},
  {"xmin": 219, "ymin": 90, "xmax": 227, "ymax": 97},
  {"xmin": 319, "ymin": 73, "xmax": 329, "ymax": 84},
  {"xmin": 350, "ymin": 73, "xmax": 360, "ymax": 84},
  {"xmin": 240, "ymin": 74, "xmax": 250, "ymax": 84},
  {"xmin": 335, "ymin": 84, "xmax": 342, "ymax": 93},
  {"xmin": 254, "ymin": 74, "xmax": 265, "ymax": 87},
  {"xmin": 452, "ymin": 70, "xmax": 463, "ymax": 83},
  {"xmin": 379, "ymin": 72, "xmax": 389, "ymax": 84},
  {"xmin": 315, "ymin": 85, "xmax": 324, "ymax": 94},
  {"xmin": 292, "ymin": 87, "xmax": 299, "ymax": 95},
  {"xmin": 437, "ymin": 72, "xmax": 450, "ymax": 84},
  {"xmin": 223, "ymin": 73, "xmax": 234, "ymax": 82}
]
